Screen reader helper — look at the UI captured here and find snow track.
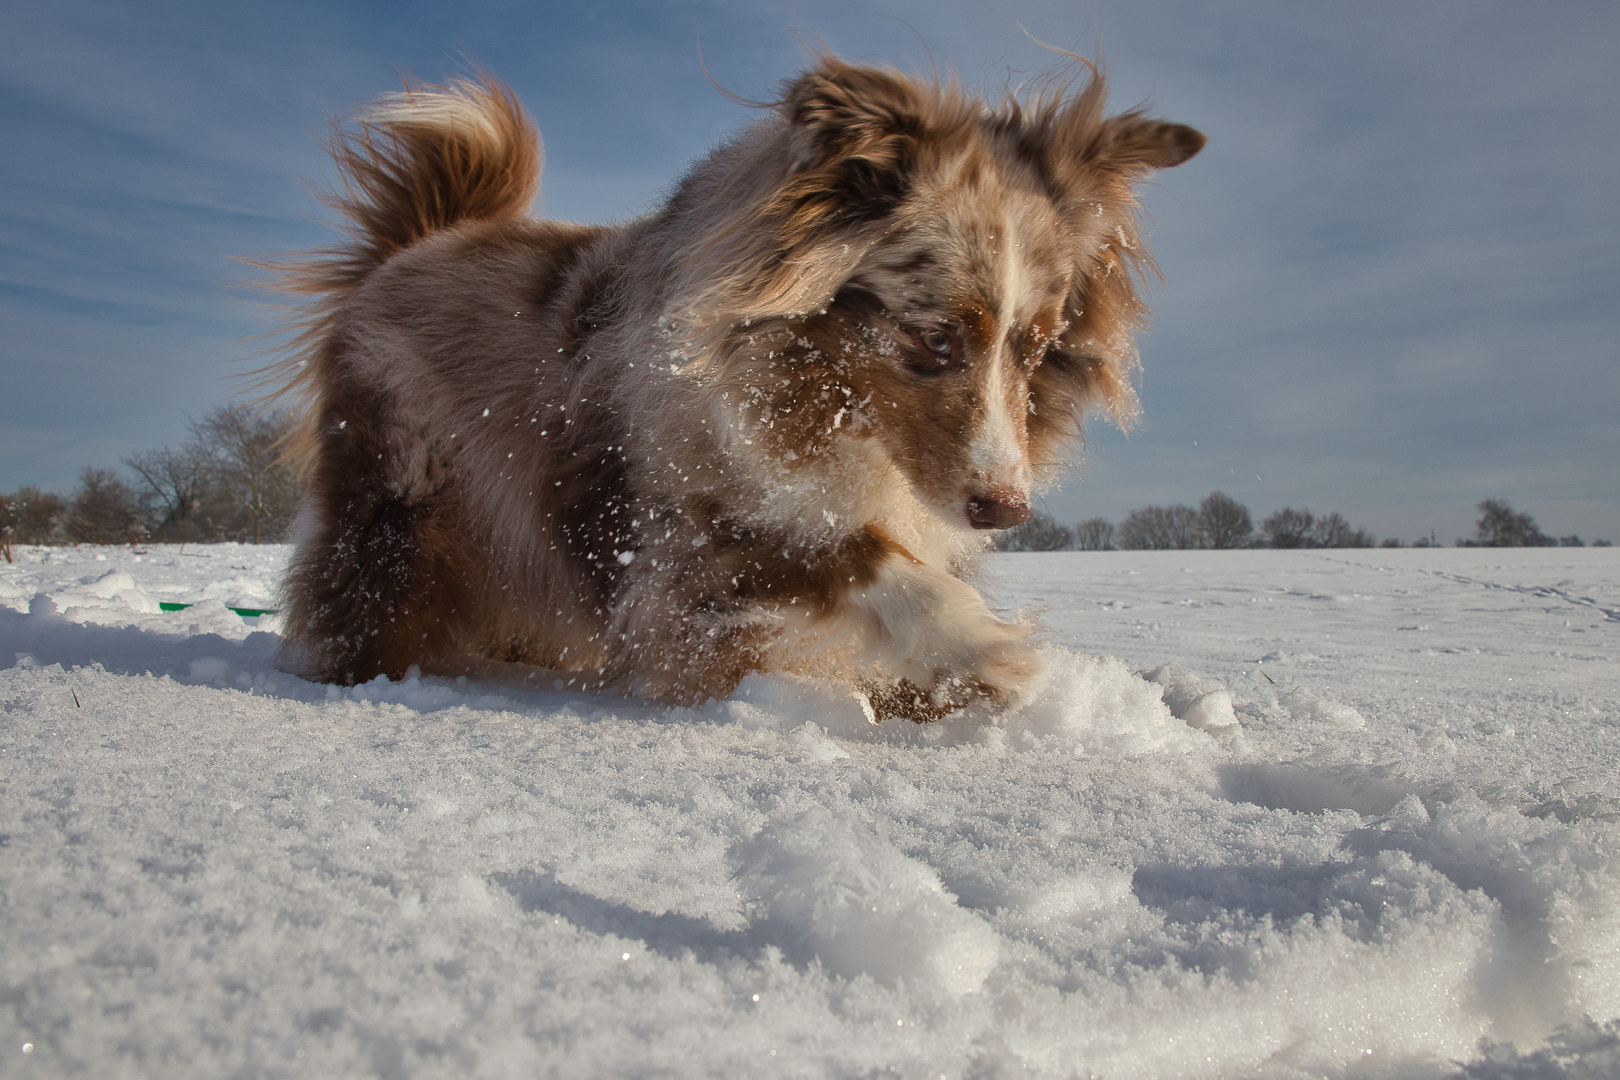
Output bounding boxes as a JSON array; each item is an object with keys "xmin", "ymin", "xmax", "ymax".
[
  {"xmin": 2, "ymin": 545, "xmax": 1618, "ymax": 1078},
  {"xmin": 1388, "ymin": 560, "xmax": 1620, "ymax": 624}
]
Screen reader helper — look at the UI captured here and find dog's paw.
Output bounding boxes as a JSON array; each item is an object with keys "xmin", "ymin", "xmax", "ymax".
[
  {"xmin": 859, "ymin": 634, "xmax": 1044, "ymax": 723},
  {"xmin": 857, "ymin": 677, "xmax": 971, "ymax": 724},
  {"xmin": 968, "ymin": 630, "xmax": 1043, "ymax": 703}
]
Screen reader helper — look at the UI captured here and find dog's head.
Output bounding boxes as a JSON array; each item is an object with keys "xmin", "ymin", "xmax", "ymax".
[{"xmin": 674, "ymin": 58, "xmax": 1202, "ymax": 531}]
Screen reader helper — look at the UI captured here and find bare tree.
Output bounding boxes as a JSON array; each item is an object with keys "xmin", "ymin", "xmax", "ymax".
[
  {"xmin": 994, "ymin": 511, "xmax": 1075, "ymax": 551},
  {"xmin": 125, "ymin": 444, "xmax": 212, "ymax": 543},
  {"xmin": 65, "ymin": 468, "xmax": 145, "ymax": 545},
  {"xmin": 1475, "ymin": 499, "xmax": 1551, "ymax": 547},
  {"xmin": 1260, "ymin": 507, "xmax": 1315, "ymax": 548},
  {"xmin": 1196, "ymin": 491, "xmax": 1252, "ymax": 549},
  {"xmin": 192, "ymin": 405, "xmax": 302, "ymax": 543},
  {"xmin": 1119, "ymin": 504, "xmax": 1203, "ymax": 550},
  {"xmin": 1074, "ymin": 517, "xmax": 1116, "ymax": 551}
]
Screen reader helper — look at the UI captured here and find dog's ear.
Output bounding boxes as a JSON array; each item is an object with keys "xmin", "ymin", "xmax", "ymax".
[
  {"xmin": 1042, "ymin": 79, "xmax": 1204, "ymax": 181},
  {"xmin": 781, "ymin": 61, "xmax": 926, "ymax": 219},
  {"xmin": 1091, "ymin": 115, "xmax": 1205, "ymax": 171}
]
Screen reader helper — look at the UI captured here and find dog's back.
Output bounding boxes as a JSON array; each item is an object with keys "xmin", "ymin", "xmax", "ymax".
[{"xmin": 274, "ymin": 79, "xmax": 628, "ymax": 683}]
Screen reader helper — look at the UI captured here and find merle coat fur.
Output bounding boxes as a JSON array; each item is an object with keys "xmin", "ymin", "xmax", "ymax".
[{"xmin": 269, "ymin": 59, "xmax": 1203, "ymax": 719}]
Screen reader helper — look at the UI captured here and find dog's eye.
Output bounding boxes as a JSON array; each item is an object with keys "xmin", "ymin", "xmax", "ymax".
[
  {"xmin": 907, "ymin": 327, "xmax": 961, "ymax": 374},
  {"xmin": 900, "ymin": 325, "xmax": 959, "ymax": 375}
]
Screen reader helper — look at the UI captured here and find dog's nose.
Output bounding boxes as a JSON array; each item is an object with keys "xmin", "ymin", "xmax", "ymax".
[{"xmin": 966, "ymin": 494, "xmax": 1030, "ymax": 530}]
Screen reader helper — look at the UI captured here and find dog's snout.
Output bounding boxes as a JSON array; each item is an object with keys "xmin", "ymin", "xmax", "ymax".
[{"xmin": 966, "ymin": 495, "xmax": 1031, "ymax": 531}]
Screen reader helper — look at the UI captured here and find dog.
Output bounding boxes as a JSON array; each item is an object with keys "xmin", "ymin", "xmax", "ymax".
[{"xmin": 268, "ymin": 57, "xmax": 1203, "ymax": 720}]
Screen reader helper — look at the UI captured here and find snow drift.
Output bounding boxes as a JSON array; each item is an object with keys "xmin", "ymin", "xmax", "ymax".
[{"xmin": 2, "ymin": 544, "xmax": 1618, "ymax": 1077}]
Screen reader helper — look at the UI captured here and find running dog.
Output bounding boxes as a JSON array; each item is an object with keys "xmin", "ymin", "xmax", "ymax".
[{"xmin": 268, "ymin": 58, "xmax": 1203, "ymax": 719}]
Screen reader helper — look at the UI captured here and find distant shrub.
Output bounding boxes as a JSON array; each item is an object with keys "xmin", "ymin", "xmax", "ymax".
[
  {"xmin": 984, "ymin": 514, "xmax": 1075, "ymax": 553},
  {"xmin": 995, "ymin": 493, "xmax": 1374, "ymax": 553},
  {"xmin": 1074, "ymin": 517, "xmax": 1116, "ymax": 551},
  {"xmin": 1260, "ymin": 507, "xmax": 1315, "ymax": 549},
  {"xmin": 1310, "ymin": 512, "xmax": 1376, "ymax": 548},
  {"xmin": 993, "ymin": 512, "xmax": 1075, "ymax": 552},
  {"xmin": 1258, "ymin": 506, "xmax": 1373, "ymax": 548},
  {"xmin": 65, "ymin": 468, "xmax": 145, "ymax": 545},
  {"xmin": 1108, "ymin": 492, "xmax": 1253, "ymax": 550},
  {"xmin": 1119, "ymin": 504, "xmax": 1202, "ymax": 550},
  {"xmin": 1, "ymin": 485, "xmax": 67, "ymax": 545},
  {"xmin": 1195, "ymin": 491, "xmax": 1252, "ymax": 549},
  {"xmin": 1474, "ymin": 499, "xmax": 1553, "ymax": 547}
]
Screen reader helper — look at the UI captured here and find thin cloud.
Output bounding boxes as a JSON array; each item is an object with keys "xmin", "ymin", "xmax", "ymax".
[{"xmin": 0, "ymin": 0, "xmax": 1615, "ymax": 541}]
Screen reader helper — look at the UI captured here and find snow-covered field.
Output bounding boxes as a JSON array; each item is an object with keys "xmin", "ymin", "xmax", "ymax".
[{"xmin": 3, "ymin": 543, "xmax": 1618, "ymax": 1079}]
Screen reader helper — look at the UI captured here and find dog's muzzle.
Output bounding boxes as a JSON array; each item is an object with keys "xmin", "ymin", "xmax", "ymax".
[{"xmin": 966, "ymin": 495, "xmax": 1031, "ymax": 530}]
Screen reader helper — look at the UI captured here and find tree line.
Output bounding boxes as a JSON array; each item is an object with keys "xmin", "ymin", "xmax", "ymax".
[
  {"xmin": 1, "ymin": 405, "xmax": 301, "ymax": 552},
  {"xmin": 995, "ymin": 493, "xmax": 1610, "ymax": 551},
  {"xmin": 4, "ymin": 437, "xmax": 1608, "ymax": 557}
]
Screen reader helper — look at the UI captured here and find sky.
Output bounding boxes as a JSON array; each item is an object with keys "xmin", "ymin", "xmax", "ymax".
[{"xmin": 2, "ymin": 0, "xmax": 1616, "ymax": 543}]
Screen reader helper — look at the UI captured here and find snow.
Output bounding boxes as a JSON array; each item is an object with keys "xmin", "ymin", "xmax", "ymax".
[{"xmin": 2, "ymin": 543, "xmax": 1618, "ymax": 1078}]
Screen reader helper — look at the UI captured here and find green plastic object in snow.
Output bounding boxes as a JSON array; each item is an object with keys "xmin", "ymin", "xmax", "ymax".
[{"xmin": 158, "ymin": 601, "xmax": 278, "ymax": 617}]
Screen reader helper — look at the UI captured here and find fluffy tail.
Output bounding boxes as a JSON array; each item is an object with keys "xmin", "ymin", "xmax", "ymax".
[
  {"xmin": 257, "ymin": 74, "xmax": 541, "ymax": 471},
  {"xmin": 297, "ymin": 74, "xmax": 541, "ymax": 297}
]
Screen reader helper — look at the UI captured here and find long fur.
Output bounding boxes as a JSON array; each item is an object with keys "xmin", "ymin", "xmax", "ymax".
[{"xmin": 265, "ymin": 60, "xmax": 1203, "ymax": 720}]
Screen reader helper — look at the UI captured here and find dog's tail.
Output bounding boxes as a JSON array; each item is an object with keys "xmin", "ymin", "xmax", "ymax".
[
  {"xmin": 257, "ymin": 75, "xmax": 540, "ymax": 471},
  {"xmin": 298, "ymin": 74, "xmax": 541, "ymax": 296}
]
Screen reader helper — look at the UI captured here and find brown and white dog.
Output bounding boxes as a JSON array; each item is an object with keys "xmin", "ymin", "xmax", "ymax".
[{"xmin": 269, "ymin": 58, "xmax": 1202, "ymax": 720}]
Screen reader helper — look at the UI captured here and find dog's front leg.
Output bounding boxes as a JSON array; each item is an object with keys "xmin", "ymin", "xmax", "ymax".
[
  {"xmin": 604, "ymin": 545, "xmax": 784, "ymax": 706},
  {"xmin": 821, "ymin": 537, "xmax": 1042, "ymax": 720},
  {"xmin": 602, "ymin": 516, "xmax": 897, "ymax": 704},
  {"xmin": 607, "ymin": 524, "xmax": 1039, "ymax": 716}
]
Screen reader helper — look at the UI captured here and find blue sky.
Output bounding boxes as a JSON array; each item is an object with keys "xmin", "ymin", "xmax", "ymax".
[{"xmin": 3, "ymin": 0, "xmax": 1616, "ymax": 542}]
